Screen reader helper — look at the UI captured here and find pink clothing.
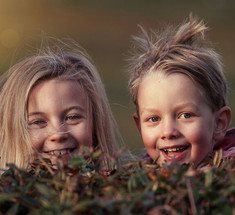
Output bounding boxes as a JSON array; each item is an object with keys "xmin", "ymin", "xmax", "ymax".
[{"xmin": 214, "ymin": 127, "xmax": 235, "ymax": 158}]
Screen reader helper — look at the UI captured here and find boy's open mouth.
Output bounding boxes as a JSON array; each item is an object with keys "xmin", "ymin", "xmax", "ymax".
[
  {"xmin": 163, "ymin": 146, "xmax": 189, "ymax": 154},
  {"xmin": 161, "ymin": 145, "xmax": 190, "ymax": 161}
]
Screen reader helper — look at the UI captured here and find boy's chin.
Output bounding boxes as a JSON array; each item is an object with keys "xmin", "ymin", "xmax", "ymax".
[
  {"xmin": 157, "ymin": 150, "xmax": 190, "ymax": 166},
  {"xmin": 158, "ymin": 157, "xmax": 211, "ymax": 169}
]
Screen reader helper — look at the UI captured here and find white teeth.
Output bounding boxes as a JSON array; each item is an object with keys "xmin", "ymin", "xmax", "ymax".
[
  {"xmin": 46, "ymin": 149, "xmax": 71, "ymax": 156},
  {"xmin": 163, "ymin": 146, "xmax": 187, "ymax": 153}
]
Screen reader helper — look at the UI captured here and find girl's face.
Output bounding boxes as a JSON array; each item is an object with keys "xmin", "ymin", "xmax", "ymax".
[
  {"xmin": 27, "ymin": 79, "xmax": 93, "ymax": 165},
  {"xmin": 134, "ymin": 73, "xmax": 219, "ymax": 167}
]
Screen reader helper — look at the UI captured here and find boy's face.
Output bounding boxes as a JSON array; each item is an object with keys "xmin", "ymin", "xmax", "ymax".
[
  {"xmin": 134, "ymin": 73, "xmax": 218, "ymax": 167},
  {"xmin": 27, "ymin": 79, "xmax": 93, "ymax": 165}
]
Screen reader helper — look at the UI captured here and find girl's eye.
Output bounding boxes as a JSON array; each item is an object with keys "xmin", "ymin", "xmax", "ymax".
[
  {"xmin": 149, "ymin": 116, "xmax": 160, "ymax": 122},
  {"xmin": 28, "ymin": 120, "xmax": 46, "ymax": 128},
  {"xmin": 181, "ymin": 113, "xmax": 192, "ymax": 119},
  {"xmin": 65, "ymin": 114, "xmax": 82, "ymax": 123}
]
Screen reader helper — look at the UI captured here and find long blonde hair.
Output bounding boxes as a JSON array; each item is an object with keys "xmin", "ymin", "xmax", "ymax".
[{"xmin": 0, "ymin": 39, "xmax": 125, "ymax": 170}]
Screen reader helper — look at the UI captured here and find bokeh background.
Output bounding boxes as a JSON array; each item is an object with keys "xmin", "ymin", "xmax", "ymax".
[{"xmin": 0, "ymin": 0, "xmax": 235, "ymax": 155}]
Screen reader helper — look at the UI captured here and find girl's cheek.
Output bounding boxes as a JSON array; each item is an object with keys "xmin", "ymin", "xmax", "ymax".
[{"xmin": 29, "ymin": 132, "xmax": 44, "ymax": 150}]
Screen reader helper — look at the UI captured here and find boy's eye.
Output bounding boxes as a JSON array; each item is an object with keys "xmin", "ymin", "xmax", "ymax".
[
  {"xmin": 149, "ymin": 116, "xmax": 160, "ymax": 122},
  {"xmin": 181, "ymin": 113, "xmax": 192, "ymax": 119}
]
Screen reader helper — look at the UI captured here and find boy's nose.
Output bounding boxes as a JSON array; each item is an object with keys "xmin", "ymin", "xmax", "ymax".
[{"xmin": 160, "ymin": 118, "xmax": 180, "ymax": 140}]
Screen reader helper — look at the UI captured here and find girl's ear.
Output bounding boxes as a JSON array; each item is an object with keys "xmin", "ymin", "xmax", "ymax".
[
  {"xmin": 133, "ymin": 113, "xmax": 141, "ymax": 133},
  {"xmin": 213, "ymin": 106, "xmax": 232, "ymax": 141}
]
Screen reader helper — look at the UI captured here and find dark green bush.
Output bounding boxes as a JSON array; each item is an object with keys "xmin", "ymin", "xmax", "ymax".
[{"xmin": 0, "ymin": 150, "xmax": 235, "ymax": 215}]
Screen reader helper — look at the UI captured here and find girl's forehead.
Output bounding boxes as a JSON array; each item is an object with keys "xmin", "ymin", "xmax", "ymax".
[
  {"xmin": 29, "ymin": 79, "xmax": 90, "ymax": 106},
  {"xmin": 27, "ymin": 78, "xmax": 93, "ymax": 118},
  {"xmin": 33, "ymin": 79, "xmax": 84, "ymax": 93}
]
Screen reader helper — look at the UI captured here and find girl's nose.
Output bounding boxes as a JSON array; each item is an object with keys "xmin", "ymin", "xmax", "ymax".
[
  {"xmin": 48, "ymin": 132, "xmax": 69, "ymax": 143},
  {"xmin": 47, "ymin": 123, "xmax": 69, "ymax": 143},
  {"xmin": 160, "ymin": 118, "xmax": 180, "ymax": 140}
]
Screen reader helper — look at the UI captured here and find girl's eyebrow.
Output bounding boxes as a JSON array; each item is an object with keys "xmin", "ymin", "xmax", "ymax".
[
  {"xmin": 63, "ymin": 106, "xmax": 86, "ymax": 113},
  {"xmin": 28, "ymin": 106, "xmax": 86, "ymax": 117}
]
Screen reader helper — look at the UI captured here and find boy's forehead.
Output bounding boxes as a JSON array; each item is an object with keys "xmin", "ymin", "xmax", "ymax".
[
  {"xmin": 142, "ymin": 71, "xmax": 200, "ymax": 89},
  {"xmin": 141, "ymin": 70, "xmax": 186, "ymax": 85},
  {"xmin": 143, "ymin": 69, "xmax": 165, "ymax": 79},
  {"xmin": 138, "ymin": 72, "xmax": 209, "ymax": 104}
]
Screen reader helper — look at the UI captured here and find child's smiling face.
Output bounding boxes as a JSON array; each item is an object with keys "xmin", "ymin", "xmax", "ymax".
[
  {"xmin": 134, "ymin": 72, "xmax": 219, "ymax": 166},
  {"xmin": 27, "ymin": 79, "xmax": 93, "ymax": 165}
]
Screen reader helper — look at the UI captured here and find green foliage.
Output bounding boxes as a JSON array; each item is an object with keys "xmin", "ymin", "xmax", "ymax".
[{"xmin": 0, "ymin": 152, "xmax": 235, "ymax": 215}]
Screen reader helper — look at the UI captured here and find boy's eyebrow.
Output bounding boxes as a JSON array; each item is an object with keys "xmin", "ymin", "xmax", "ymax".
[
  {"xmin": 139, "ymin": 107, "xmax": 157, "ymax": 115},
  {"xmin": 172, "ymin": 102, "xmax": 198, "ymax": 109},
  {"xmin": 139, "ymin": 102, "xmax": 199, "ymax": 115},
  {"xmin": 174, "ymin": 102, "xmax": 199, "ymax": 111},
  {"xmin": 28, "ymin": 106, "xmax": 86, "ymax": 117}
]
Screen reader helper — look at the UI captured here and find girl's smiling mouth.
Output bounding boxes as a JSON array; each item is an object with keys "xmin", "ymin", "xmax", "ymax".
[
  {"xmin": 160, "ymin": 145, "xmax": 190, "ymax": 161},
  {"xmin": 43, "ymin": 148, "xmax": 76, "ymax": 156}
]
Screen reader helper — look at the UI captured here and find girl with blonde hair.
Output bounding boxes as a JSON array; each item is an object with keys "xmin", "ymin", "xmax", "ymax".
[{"xmin": 0, "ymin": 39, "xmax": 127, "ymax": 171}]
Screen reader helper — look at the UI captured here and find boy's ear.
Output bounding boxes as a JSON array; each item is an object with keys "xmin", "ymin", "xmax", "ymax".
[
  {"xmin": 133, "ymin": 113, "xmax": 141, "ymax": 133},
  {"xmin": 213, "ymin": 106, "xmax": 232, "ymax": 141}
]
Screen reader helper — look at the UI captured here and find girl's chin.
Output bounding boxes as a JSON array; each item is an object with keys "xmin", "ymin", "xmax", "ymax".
[{"xmin": 40, "ymin": 153, "xmax": 73, "ymax": 167}]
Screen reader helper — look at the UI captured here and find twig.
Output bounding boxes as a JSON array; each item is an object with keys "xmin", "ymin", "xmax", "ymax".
[
  {"xmin": 186, "ymin": 179, "xmax": 197, "ymax": 215},
  {"xmin": 38, "ymin": 157, "xmax": 55, "ymax": 176}
]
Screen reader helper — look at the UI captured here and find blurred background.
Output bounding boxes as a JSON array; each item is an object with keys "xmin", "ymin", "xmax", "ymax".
[{"xmin": 0, "ymin": 0, "xmax": 235, "ymax": 156}]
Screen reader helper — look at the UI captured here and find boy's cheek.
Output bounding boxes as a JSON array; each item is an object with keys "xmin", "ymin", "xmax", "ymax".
[
  {"xmin": 141, "ymin": 130, "xmax": 155, "ymax": 146},
  {"xmin": 133, "ymin": 113, "xmax": 141, "ymax": 132},
  {"xmin": 191, "ymin": 144, "xmax": 211, "ymax": 163},
  {"xmin": 145, "ymin": 146, "xmax": 160, "ymax": 163},
  {"xmin": 141, "ymin": 131, "xmax": 159, "ymax": 158}
]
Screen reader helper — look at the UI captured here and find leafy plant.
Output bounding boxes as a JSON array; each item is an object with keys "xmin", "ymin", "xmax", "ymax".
[{"xmin": 0, "ymin": 150, "xmax": 235, "ymax": 215}]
